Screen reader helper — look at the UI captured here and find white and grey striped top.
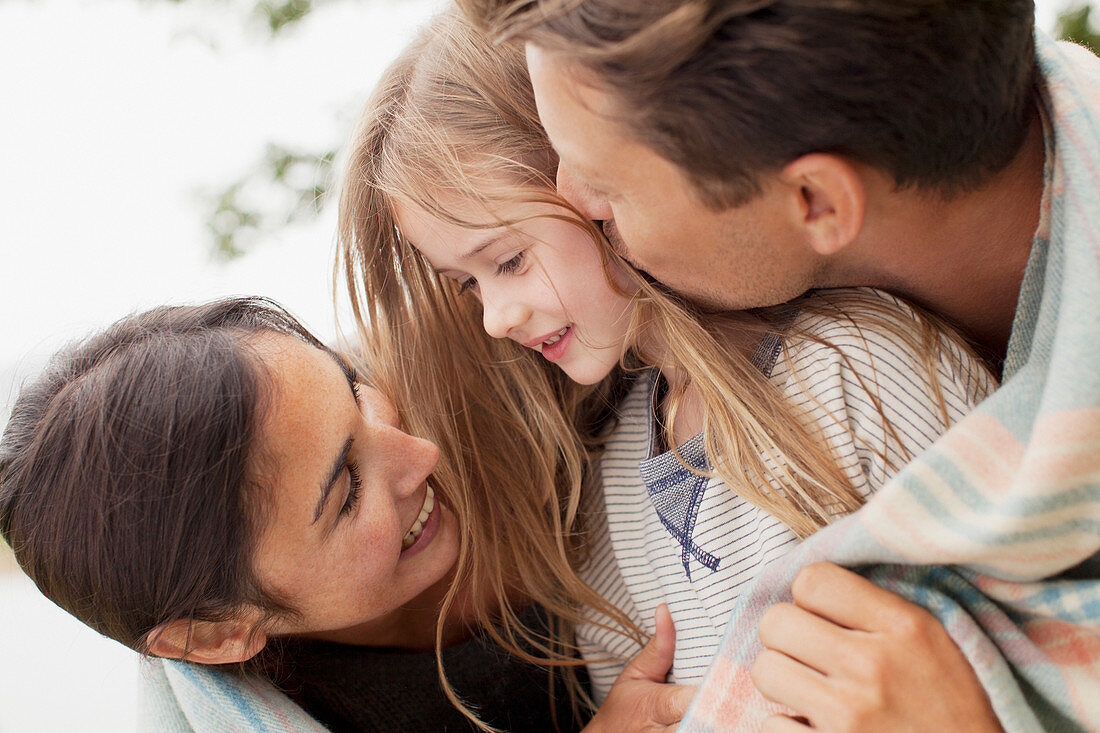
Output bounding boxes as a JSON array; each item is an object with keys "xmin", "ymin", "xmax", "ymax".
[{"xmin": 577, "ymin": 288, "xmax": 996, "ymax": 701}]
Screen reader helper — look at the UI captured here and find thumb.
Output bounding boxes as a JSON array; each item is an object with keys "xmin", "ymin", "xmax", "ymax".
[{"xmin": 622, "ymin": 603, "xmax": 676, "ymax": 683}]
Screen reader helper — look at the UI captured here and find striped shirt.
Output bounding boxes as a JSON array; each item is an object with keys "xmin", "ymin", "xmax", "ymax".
[{"xmin": 577, "ymin": 288, "xmax": 996, "ymax": 700}]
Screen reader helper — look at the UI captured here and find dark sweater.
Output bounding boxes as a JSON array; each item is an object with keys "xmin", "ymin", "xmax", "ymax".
[{"xmin": 272, "ymin": 607, "xmax": 590, "ymax": 732}]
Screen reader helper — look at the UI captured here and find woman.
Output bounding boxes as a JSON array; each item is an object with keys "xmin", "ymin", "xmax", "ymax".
[{"xmin": 0, "ymin": 297, "xmax": 669, "ymax": 732}]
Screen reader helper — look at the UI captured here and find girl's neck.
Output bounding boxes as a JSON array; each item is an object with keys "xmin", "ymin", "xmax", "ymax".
[{"xmin": 637, "ymin": 316, "xmax": 762, "ymax": 448}]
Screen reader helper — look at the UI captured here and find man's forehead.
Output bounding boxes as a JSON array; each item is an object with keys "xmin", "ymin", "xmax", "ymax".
[
  {"xmin": 527, "ymin": 44, "xmax": 635, "ymax": 175},
  {"xmin": 528, "ymin": 44, "xmax": 624, "ymax": 120}
]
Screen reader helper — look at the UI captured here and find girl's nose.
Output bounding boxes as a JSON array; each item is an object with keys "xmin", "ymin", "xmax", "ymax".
[{"xmin": 480, "ymin": 290, "xmax": 532, "ymax": 340}]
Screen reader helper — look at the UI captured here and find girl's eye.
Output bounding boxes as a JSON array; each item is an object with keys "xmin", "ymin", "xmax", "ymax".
[
  {"xmin": 340, "ymin": 461, "xmax": 363, "ymax": 517},
  {"xmin": 496, "ymin": 250, "xmax": 526, "ymax": 276},
  {"xmin": 454, "ymin": 250, "xmax": 525, "ymax": 295}
]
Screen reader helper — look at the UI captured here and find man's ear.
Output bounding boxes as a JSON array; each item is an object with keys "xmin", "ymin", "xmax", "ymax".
[
  {"xmin": 780, "ymin": 154, "xmax": 866, "ymax": 257},
  {"xmin": 146, "ymin": 616, "xmax": 268, "ymax": 665}
]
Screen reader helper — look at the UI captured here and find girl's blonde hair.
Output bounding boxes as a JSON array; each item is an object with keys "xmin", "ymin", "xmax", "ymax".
[
  {"xmin": 336, "ymin": 6, "xmax": 992, "ymax": 727},
  {"xmin": 337, "ymin": 9, "xmax": 639, "ymax": 728}
]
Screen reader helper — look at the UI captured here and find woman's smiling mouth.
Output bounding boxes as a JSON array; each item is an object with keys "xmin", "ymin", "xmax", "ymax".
[{"xmin": 400, "ymin": 484, "xmax": 439, "ymax": 556}]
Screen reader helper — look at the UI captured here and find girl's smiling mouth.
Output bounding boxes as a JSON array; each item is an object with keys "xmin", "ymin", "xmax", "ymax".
[
  {"xmin": 540, "ymin": 325, "xmax": 574, "ymax": 362},
  {"xmin": 523, "ymin": 325, "xmax": 571, "ymax": 350}
]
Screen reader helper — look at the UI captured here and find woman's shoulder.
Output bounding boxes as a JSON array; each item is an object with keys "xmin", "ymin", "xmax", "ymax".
[{"xmin": 140, "ymin": 657, "xmax": 327, "ymax": 732}]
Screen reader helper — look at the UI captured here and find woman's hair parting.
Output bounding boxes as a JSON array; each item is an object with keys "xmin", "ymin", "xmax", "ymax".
[{"xmin": 0, "ymin": 297, "xmax": 325, "ymax": 655}]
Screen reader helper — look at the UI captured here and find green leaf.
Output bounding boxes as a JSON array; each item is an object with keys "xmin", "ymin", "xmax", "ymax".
[{"xmin": 1056, "ymin": 3, "xmax": 1100, "ymax": 52}]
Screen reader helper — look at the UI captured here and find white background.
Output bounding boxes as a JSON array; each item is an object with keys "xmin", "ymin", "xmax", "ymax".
[{"xmin": 0, "ymin": 1, "xmax": 1078, "ymax": 730}]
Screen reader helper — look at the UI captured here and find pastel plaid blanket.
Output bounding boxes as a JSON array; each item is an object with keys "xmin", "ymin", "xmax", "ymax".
[
  {"xmin": 140, "ymin": 656, "xmax": 327, "ymax": 732},
  {"xmin": 682, "ymin": 32, "xmax": 1100, "ymax": 733}
]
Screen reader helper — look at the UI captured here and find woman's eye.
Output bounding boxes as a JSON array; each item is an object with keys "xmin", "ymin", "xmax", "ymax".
[
  {"xmin": 456, "ymin": 277, "xmax": 478, "ymax": 295},
  {"xmin": 340, "ymin": 461, "xmax": 363, "ymax": 517},
  {"xmin": 496, "ymin": 250, "xmax": 526, "ymax": 276}
]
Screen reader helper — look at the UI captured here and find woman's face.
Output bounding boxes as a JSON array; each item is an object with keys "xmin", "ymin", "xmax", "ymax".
[
  {"xmin": 247, "ymin": 333, "xmax": 459, "ymax": 645},
  {"xmin": 396, "ymin": 197, "xmax": 638, "ymax": 385}
]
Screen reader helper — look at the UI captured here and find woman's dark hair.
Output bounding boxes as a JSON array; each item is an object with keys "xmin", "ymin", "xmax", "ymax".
[{"xmin": 0, "ymin": 297, "xmax": 330, "ymax": 654}]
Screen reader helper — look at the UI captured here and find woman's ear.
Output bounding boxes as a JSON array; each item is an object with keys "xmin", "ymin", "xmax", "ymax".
[
  {"xmin": 780, "ymin": 153, "xmax": 866, "ymax": 257},
  {"xmin": 146, "ymin": 616, "xmax": 268, "ymax": 665}
]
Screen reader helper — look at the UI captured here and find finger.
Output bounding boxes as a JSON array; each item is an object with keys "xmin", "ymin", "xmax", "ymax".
[
  {"xmin": 750, "ymin": 648, "xmax": 836, "ymax": 720},
  {"xmin": 650, "ymin": 684, "xmax": 698, "ymax": 726},
  {"xmin": 621, "ymin": 603, "xmax": 676, "ymax": 683},
  {"xmin": 757, "ymin": 601, "xmax": 851, "ymax": 676},
  {"xmin": 653, "ymin": 603, "xmax": 676, "ymax": 667},
  {"xmin": 791, "ymin": 562, "xmax": 929, "ymax": 633}
]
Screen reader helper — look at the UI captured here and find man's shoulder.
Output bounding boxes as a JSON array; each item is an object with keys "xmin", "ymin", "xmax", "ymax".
[
  {"xmin": 784, "ymin": 287, "xmax": 924, "ymax": 354},
  {"xmin": 776, "ymin": 287, "xmax": 995, "ymax": 407}
]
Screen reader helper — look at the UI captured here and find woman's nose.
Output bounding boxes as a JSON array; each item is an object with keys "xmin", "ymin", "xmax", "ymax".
[
  {"xmin": 358, "ymin": 385, "xmax": 401, "ymax": 429},
  {"xmin": 360, "ymin": 386, "xmax": 440, "ymax": 497}
]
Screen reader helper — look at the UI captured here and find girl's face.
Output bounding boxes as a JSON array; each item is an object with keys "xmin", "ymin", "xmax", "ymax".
[
  {"xmin": 248, "ymin": 333, "xmax": 460, "ymax": 645},
  {"xmin": 396, "ymin": 197, "xmax": 638, "ymax": 385}
]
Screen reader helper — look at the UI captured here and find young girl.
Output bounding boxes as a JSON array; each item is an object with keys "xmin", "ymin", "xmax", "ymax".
[
  {"xmin": 0, "ymin": 296, "xmax": 665, "ymax": 731},
  {"xmin": 338, "ymin": 9, "xmax": 997, "ymax": 701}
]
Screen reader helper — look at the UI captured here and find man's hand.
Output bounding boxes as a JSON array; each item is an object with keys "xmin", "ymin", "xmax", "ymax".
[
  {"xmin": 750, "ymin": 562, "xmax": 1003, "ymax": 733},
  {"xmin": 585, "ymin": 604, "xmax": 697, "ymax": 732}
]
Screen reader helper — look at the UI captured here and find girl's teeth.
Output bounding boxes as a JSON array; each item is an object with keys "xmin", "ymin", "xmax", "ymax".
[
  {"xmin": 402, "ymin": 485, "xmax": 435, "ymax": 549},
  {"xmin": 543, "ymin": 326, "xmax": 570, "ymax": 346}
]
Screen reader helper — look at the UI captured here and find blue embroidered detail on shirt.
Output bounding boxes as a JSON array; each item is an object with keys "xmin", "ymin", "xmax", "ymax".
[{"xmin": 639, "ymin": 435, "xmax": 720, "ymax": 580}]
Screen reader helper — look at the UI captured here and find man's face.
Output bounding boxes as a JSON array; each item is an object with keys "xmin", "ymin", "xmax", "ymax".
[{"xmin": 526, "ymin": 43, "xmax": 821, "ymax": 310}]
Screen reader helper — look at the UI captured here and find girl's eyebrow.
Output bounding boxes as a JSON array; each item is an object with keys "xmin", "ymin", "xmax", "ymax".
[
  {"xmin": 459, "ymin": 233, "xmax": 508, "ymax": 261},
  {"xmin": 312, "ymin": 436, "xmax": 354, "ymax": 525}
]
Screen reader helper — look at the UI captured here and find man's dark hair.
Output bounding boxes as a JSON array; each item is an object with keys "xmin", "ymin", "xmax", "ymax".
[{"xmin": 464, "ymin": 0, "xmax": 1038, "ymax": 206}]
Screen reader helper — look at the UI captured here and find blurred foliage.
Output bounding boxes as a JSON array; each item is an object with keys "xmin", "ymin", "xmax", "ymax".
[
  {"xmin": 201, "ymin": 0, "xmax": 1098, "ymax": 260},
  {"xmin": 1057, "ymin": 3, "xmax": 1100, "ymax": 51},
  {"xmin": 156, "ymin": 0, "xmax": 325, "ymax": 36},
  {"xmin": 256, "ymin": 0, "xmax": 315, "ymax": 34},
  {"xmin": 207, "ymin": 145, "xmax": 336, "ymax": 260}
]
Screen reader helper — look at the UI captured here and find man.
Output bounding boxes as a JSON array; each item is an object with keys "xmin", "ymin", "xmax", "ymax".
[{"xmin": 460, "ymin": 1, "xmax": 1100, "ymax": 730}]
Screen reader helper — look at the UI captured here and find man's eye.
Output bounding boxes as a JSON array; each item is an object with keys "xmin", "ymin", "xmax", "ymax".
[{"xmin": 582, "ymin": 180, "xmax": 609, "ymax": 199}]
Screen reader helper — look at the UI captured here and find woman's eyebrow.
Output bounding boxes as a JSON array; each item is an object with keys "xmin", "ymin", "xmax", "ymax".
[
  {"xmin": 312, "ymin": 436, "xmax": 354, "ymax": 525},
  {"xmin": 326, "ymin": 350, "xmax": 360, "ymax": 403}
]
